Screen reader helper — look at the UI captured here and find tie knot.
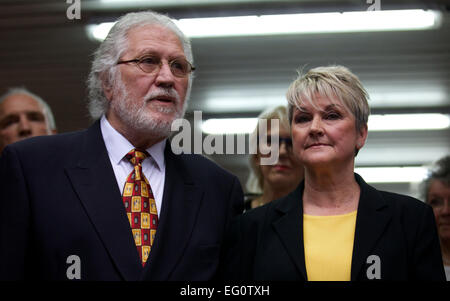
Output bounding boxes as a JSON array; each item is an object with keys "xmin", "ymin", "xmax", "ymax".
[{"xmin": 125, "ymin": 149, "xmax": 148, "ymax": 166}]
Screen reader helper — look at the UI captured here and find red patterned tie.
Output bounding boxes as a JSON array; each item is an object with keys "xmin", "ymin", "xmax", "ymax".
[{"xmin": 122, "ymin": 149, "xmax": 158, "ymax": 266}]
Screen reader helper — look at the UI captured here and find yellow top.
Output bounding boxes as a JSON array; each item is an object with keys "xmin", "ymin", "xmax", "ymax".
[{"xmin": 303, "ymin": 211, "xmax": 357, "ymax": 281}]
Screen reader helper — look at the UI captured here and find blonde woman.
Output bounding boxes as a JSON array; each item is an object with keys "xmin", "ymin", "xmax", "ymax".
[
  {"xmin": 246, "ymin": 106, "xmax": 304, "ymax": 210},
  {"xmin": 222, "ymin": 65, "xmax": 445, "ymax": 281}
]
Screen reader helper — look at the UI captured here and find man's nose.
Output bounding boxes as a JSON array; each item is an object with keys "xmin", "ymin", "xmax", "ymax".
[
  {"xmin": 18, "ymin": 115, "xmax": 32, "ymax": 137},
  {"xmin": 154, "ymin": 61, "xmax": 175, "ymax": 88},
  {"xmin": 442, "ymin": 199, "xmax": 450, "ymax": 215}
]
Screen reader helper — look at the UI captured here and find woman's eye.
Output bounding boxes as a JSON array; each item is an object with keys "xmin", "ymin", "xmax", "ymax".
[
  {"xmin": 294, "ymin": 115, "xmax": 310, "ymax": 123},
  {"xmin": 325, "ymin": 112, "xmax": 341, "ymax": 120}
]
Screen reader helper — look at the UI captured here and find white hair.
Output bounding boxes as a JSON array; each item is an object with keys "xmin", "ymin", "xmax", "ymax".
[
  {"xmin": 87, "ymin": 10, "xmax": 194, "ymax": 120},
  {"xmin": 0, "ymin": 87, "xmax": 56, "ymax": 131}
]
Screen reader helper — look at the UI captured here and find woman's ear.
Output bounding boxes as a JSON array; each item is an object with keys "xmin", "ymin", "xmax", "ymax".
[{"xmin": 357, "ymin": 123, "xmax": 368, "ymax": 150}]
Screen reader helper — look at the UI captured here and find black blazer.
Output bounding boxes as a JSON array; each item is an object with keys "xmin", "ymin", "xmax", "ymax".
[
  {"xmin": 0, "ymin": 120, "xmax": 244, "ymax": 280},
  {"xmin": 221, "ymin": 174, "xmax": 445, "ymax": 281}
]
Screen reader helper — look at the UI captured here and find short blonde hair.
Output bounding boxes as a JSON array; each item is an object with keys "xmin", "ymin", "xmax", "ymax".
[
  {"xmin": 246, "ymin": 105, "xmax": 290, "ymax": 193},
  {"xmin": 286, "ymin": 65, "xmax": 370, "ymax": 132}
]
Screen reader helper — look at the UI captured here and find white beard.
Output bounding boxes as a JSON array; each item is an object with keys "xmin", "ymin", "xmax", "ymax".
[{"xmin": 110, "ymin": 77, "xmax": 186, "ymax": 139}]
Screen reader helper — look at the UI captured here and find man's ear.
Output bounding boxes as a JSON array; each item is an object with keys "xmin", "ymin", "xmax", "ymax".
[{"xmin": 101, "ymin": 73, "xmax": 113, "ymax": 101}]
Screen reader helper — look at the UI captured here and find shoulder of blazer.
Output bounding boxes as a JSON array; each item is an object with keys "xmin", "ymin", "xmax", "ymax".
[
  {"xmin": 3, "ymin": 126, "xmax": 90, "ymax": 165},
  {"xmin": 236, "ymin": 182, "xmax": 304, "ymax": 229},
  {"xmin": 378, "ymin": 190, "xmax": 430, "ymax": 211},
  {"xmin": 356, "ymin": 172, "xmax": 430, "ymax": 216},
  {"xmin": 376, "ymin": 189, "xmax": 434, "ymax": 227},
  {"xmin": 3, "ymin": 121, "xmax": 102, "ymax": 170},
  {"xmin": 355, "ymin": 172, "xmax": 434, "ymax": 239}
]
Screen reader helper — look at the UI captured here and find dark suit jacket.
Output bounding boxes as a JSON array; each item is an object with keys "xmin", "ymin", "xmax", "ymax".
[
  {"xmin": 221, "ymin": 174, "xmax": 445, "ymax": 281},
  {"xmin": 0, "ymin": 121, "xmax": 244, "ymax": 280}
]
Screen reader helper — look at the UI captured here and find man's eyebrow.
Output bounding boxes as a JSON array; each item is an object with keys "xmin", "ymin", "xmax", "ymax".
[
  {"xmin": 0, "ymin": 111, "xmax": 44, "ymax": 119},
  {"xmin": 0, "ymin": 113, "xmax": 19, "ymax": 120},
  {"xmin": 0, "ymin": 113, "xmax": 19, "ymax": 127},
  {"xmin": 133, "ymin": 49, "xmax": 187, "ymax": 60},
  {"xmin": 26, "ymin": 111, "xmax": 46, "ymax": 120}
]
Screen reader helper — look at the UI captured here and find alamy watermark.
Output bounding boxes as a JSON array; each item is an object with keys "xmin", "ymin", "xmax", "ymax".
[
  {"xmin": 366, "ymin": 255, "xmax": 381, "ymax": 280},
  {"xmin": 367, "ymin": 0, "xmax": 381, "ymax": 11},
  {"xmin": 66, "ymin": 255, "xmax": 81, "ymax": 280},
  {"xmin": 171, "ymin": 111, "xmax": 280, "ymax": 165},
  {"xmin": 66, "ymin": 0, "xmax": 81, "ymax": 20},
  {"xmin": 65, "ymin": 0, "xmax": 381, "ymax": 22}
]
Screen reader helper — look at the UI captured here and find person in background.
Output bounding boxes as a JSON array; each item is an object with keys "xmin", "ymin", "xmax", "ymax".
[
  {"xmin": 221, "ymin": 65, "xmax": 445, "ymax": 281},
  {"xmin": 0, "ymin": 10, "xmax": 243, "ymax": 280},
  {"xmin": 245, "ymin": 105, "xmax": 304, "ymax": 210},
  {"xmin": 423, "ymin": 155, "xmax": 450, "ymax": 280},
  {"xmin": 0, "ymin": 87, "xmax": 56, "ymax": 153}
]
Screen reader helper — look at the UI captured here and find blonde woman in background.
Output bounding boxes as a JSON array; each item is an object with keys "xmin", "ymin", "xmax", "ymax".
[{"xmin": 245, "ymin": 106, "xmax": 304, "ymax": 210}]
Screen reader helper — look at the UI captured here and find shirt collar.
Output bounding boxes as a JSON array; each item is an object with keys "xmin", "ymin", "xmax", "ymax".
[{"xmin": 100, "ymin": 115, "xmax": 166, "ymax": 170}]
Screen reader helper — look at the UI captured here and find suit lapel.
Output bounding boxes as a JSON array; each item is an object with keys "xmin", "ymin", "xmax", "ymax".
[
  {"xmin": 271, "ymin": 175, "xmax": 392, "ymax": 281},
  {"xmin": 65, "ymin": 121, "xmax": 143, "ymax": 281},
  {"xmin": 351, "ymin": 173, "xmax": 392, "ymax": 280},
  {"xmin": 271, "ymin": 184, "xmax": 307, "ymax": 280},
  {"xmin": 141, "ymin": 144, "xmax": 203, "ymax": 280}
]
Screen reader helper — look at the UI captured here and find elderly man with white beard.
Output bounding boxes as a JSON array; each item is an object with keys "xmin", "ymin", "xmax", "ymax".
[{"xmin": 0, "ymin": 11, "xmax": 244, "ymax": 281}]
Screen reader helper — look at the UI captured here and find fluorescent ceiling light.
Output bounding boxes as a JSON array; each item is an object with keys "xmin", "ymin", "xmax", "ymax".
[
  {"xmin": 202, "ymin": 96, "xmax": 285, "ymax": 112},
  {"xmin": 100, "ymin": 0, "xmax": 211, "ymax": 3},
  {"xmin": 101, "ymin": 0, "xmax": 151, "ymax": 2},
  {"xmin": 355, "ymin": 166, "xmax": 428, "ymax": 183},
  {"xmin": 86, "ymin": 22, "xmax": 115, "ymax": 41},
  {"xmin": 201, "ymin": 89, "xmax": 448, "ymax": 113},
  {"xmin": 174, "ymin": 9, "xmax": 440, "ymax": 38},
  {"xmin": 202, "ymin": 118, "xmax": 257, "ymax": 135},
  {"xmin": 368, "ymin": 114, "xmax": 450, "ymax": 131},
  {"xmin": 201, "ymin": 114, "xmax": 450, "ymax": 135},
  {"xmin": 369, "ymin": 90, "xmax": 447, "ymax": 107},
  {"xmin": 86, "ymin": 9, "xmax": 441, "ymax": 41}
]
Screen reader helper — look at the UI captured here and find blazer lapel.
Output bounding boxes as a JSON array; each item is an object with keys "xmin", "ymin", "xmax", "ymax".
[
  {"xmin": 351, "ymin": 173, "xmax": 392, "ymax": 280},
  {"xmin": 271, "ymin": 184, "xmax": 307, "ymax": 280},
  {"xmin": 141, "ymin": 144, "xmax": 203, "ymax": 280},
  {"xmin": 65, "ymin": 121, "xmax": 143, "ymax": 281}
]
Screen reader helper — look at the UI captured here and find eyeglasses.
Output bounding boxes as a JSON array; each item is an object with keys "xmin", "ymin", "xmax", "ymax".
[{"xmin": 117, "ymin": 55, "xmax": 196, "ymax": 78}]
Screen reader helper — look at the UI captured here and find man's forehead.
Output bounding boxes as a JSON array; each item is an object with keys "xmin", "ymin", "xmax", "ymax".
[
  {"xmin": 0, "ymin": 94, "xmax": 44, "ymax": 115},
  {"xmin": 125, "ymin": 24, "xmax": 184, "ymax": 56}
]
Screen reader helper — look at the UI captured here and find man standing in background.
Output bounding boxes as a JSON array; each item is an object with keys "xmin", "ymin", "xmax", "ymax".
[{"xmin": 0, "ymin": 87, "xmax": 56, "ymax": 153}]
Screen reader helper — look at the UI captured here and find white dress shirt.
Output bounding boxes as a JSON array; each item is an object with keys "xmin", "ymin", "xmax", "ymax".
[{"xmin": 100, "ymin": 115, "xmax": 166, "ymax": 217}]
